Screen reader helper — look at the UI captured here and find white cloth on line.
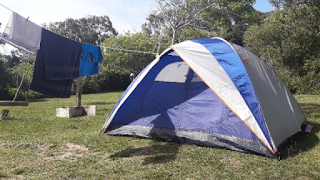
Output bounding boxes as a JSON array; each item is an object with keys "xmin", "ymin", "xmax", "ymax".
[{"xmin": 1, "ymin": 12, "xmax": 42, "ymax": 54}]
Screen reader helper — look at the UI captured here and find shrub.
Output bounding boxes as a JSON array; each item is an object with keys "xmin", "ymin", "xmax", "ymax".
[{"xmin": 71, "ymin": 70, "xmax": 131, "ymax": 95}]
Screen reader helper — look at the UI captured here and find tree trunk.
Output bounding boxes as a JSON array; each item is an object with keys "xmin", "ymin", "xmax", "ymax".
[
  {"xmin": 25, "ymin": 90, "xmax": 29, "ymax": 100},
  {"xmin": 12, "ymin": 74, "xmax": 25, "ymax": 101},
  {"xmin": 171, "ymin": 29, "xmax": 176, "ymax": 45}
]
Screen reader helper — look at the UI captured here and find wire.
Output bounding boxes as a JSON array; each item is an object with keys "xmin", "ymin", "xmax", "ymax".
[
  {"xmin": 0, "ymin": 3, "xmax": 14, "ymax": 12},
  {"xmin": 0, "ymin": 3, "xmax": 158, "ymax": 56},
  {"xmin": 100, "ymin": 46, "xmax": 157, "ymax": 55}
]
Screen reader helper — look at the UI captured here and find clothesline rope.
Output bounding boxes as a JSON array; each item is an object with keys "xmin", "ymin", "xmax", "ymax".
[
  {"xmin": 100, "ymin": 46, "xmax": 157, "ymax": 55},
  {"xmin": 0, "ymin": 3, "xmax": 14, "ymax": 12},
  {"xmin": 0, "ymin": 3, "xmax": 158, "ymax": 56}
]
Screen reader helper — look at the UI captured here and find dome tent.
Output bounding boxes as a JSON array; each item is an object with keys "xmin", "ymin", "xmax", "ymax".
[{"xmin": 100, "ymin": 37, "xmax": 306, "ymax": 158}]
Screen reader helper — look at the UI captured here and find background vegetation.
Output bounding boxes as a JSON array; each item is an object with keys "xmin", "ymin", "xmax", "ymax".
[{"xmin": 1, "ymin": 0, "xmax": 320, "ymax": 97}]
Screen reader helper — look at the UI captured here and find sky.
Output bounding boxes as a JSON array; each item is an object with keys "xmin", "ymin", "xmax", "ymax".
[{"xmin": 0, "ymin": 0, "xmax": 274, "ymax": 54}]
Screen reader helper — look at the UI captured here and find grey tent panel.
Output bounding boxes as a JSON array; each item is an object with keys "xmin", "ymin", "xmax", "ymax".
[{"xmin": 231, "ymin": 43, "xmax": 305, "ymax": 147}]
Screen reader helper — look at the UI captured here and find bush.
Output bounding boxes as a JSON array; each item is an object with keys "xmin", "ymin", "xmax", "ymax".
[
  {"xmin": 71, "ymin": 70, "xmax": 131, "ymax": 95},
  {"xmin": 97, "ymin": 70, "xmax": 131, "ymax": 92},
  {"xmin": 8, "ymin": 88, "xmax": 25, "ymax": 100},
  {"xmin": 8, "ymin": 88, "xmax": 49, "ymax": 100}
]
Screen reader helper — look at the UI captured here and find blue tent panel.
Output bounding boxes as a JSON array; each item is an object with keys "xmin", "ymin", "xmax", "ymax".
[
  {"xmin": 191, "ymin": 38, "xmax": 274, "ymax": 151},
  {"xmin": 104, "ymin": 51, "xmax": 274, "ymax": 158}
]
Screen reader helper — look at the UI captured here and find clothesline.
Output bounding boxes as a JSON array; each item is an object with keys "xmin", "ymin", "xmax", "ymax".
[
  {"xmin": 0, "ymin": 2, "xmax": 158, "ymax": 56},
  {"xmin": 100, "ymin": 46, "xmax": 157, "ymax": 55},
  {"xmin": 0, "ymin": 3, "xmax": 14, "ymax": 12}
]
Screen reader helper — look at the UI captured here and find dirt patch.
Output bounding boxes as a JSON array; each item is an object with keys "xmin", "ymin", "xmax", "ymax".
[
  {"xmin": 0, "ymin": 141, "xmax": 93, "ymax": 152},
  {"xmin": 219, "ymin": 157, "xmax": 243, "ymax": 168},
  {"xmin": 44, "ymin": 142, "xmax": 102, "ymax": 161},
  {"xmin": 1, "ymin": 175, "xmax": 25, "ymax": 180},
  {"xmin": 0, "ymin": 142, "xmax": 53, "ymax": 151},
  {"xmin": 0, "ymin": 141, "xmax": 107, "ymax": 162},
  {"xmin": 59, "ymin": 142, "xmax": 90, "ymax": 152},
  {"xmin": 44, "ymin": 142, "xmax": 91, "ymax": 161},
  {"xmin": 44, "ymin": 152, "xmax": 83, "ymax": 161},
  {"xmin": 294, "ymin": 176, "xmax": 312, "ymax": 180}
]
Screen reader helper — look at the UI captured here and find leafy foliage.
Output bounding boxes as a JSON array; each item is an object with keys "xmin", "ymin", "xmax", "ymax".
[
  {"xmin": 44, "ymin": 15, "xmax": 118, "ymax": 44},
  {"xmin": 201, "ymin": 0, "xmax": 267, "ymax": 46},
  {"xmin": 102, "ymin": 32, "xmax": 162, "ymax": 75},
  {"xmin": 144, "ymin": 0, "xmax": 267, "ymax": 46},
  {"xmin": 146, "ymin": 0, "xmax": 217, "ymax": 45},
  {"xmin": 244, "ymin": 5, "xmax": 320, "ymax": 94},
  {"xmin": 268, "ymin": 0, "xmax": 320, "ymax": 9},
  {"xmin": 0, "ymin": 57, "xmax": 9, "ymax": 90},
  {"xmin": 0, "ymin": 22, "xmax": 4, "ymax": 45},
  {"xmin": 73, "ymin": 69, "xmax": 131, "ymax": 95},
  {"xmin": 175, "ymin": 28, "xmax": 212, "ymax": 43}
]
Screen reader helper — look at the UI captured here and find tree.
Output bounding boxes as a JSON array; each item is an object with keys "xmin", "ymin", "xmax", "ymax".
[
  {"xmin": 268, "ymin": 0, "xmax": 320, "ymax": 9},
  {"xmin": 244, "ymin": 6, "xmax": 320, "ymax": 93},
  {"xmin": 102, "ymin": 31, "xmax": 160, "ymax": 75},
  {"xmin": 146, "ymin": 0, "xmax": 217, "ymax": 45},
  {"xmin": 0, "ymin": 22, "xmax": 5, "ymax": 45},
  {"xmin": 201, "ymin": 0, "xmax": 267, "ymax": 46},
  {"xmin": 6, "ymin": 50, "xmax": 36, "ymax": 100},
  {"xmin": 44, "ymin": 15, "xmax": 118, "ymax": 44},
  {"xmin": 145, "ymin": 0, "xmax": 265, "ymax": 46},
  {"xmin": 175, "ymin": 28, "xmax": 212, "ymax": 43},
  {"xmin": 0, "ymin": 55, "xmax": 9, "ymax": 90}
]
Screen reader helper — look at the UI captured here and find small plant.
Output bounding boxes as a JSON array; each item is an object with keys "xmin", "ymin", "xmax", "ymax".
[
  {"xmin": 12, "ymin": 167, "xmax": 29, "ymax": 175},
  {"xmin": 315, "ymin": 90, "xmax": 320, "ymax": 95},
  {"xmin": 0, "ymin": 171, "xmax": 7, "ymax": 178}
]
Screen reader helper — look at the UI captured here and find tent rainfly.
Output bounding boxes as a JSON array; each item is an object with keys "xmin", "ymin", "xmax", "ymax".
[{"xmin": 100, "ymin": 37, "xmax": 306, "ymax": 158}]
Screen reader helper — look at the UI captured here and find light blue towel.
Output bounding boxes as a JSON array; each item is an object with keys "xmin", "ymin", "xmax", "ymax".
[{"xmin": 79, "ymin": 43, "xmax": 103, "ymax": 76}]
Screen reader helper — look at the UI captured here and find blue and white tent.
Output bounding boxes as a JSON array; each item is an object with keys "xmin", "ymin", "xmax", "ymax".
[{"xmin": 101, "ymin": 38, "xmax": 306, "ymax": 158}]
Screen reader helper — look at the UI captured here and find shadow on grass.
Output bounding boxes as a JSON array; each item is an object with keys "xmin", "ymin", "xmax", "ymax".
[
  {"xmin": 278, "ymin": 122, "xmax": 319, "ymax": 160},
  {"xmin": 276, "ymin": 102, "xmax": 320, "ymax": 160},
  {"xmin": 110, "ymin": 142, "xmax": 180, "ymax": 165}
]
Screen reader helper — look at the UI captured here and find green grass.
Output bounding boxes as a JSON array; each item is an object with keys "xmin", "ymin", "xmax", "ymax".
[{"xmin": 0, "ymin": 93, "xmax": 319, "ymax": 179}]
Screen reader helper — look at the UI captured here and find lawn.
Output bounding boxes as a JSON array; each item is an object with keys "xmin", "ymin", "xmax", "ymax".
[{"xmin": 0, "ymin": 92, "xmax": 319, "ymax": 179}]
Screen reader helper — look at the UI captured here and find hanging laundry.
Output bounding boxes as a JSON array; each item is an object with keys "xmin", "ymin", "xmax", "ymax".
[
  {"xmin": 1, "ymin": 12, "xmax": 42, "ymax": 54},
  {"xmin": 79, "ymin": 43, "xmax": 103, "ymax": 76},
  {"xmin": 30, "ymin": 29, "xmax": 82, "ymax": 98}
]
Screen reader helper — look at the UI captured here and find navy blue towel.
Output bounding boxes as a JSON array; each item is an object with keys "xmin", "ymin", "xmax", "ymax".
[{"xmin": 30, "ymin": 28, "xmax": 82, "ymax": 98}]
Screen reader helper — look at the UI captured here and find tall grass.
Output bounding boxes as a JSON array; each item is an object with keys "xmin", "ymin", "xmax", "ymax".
[{"xmin": 0, "ymin": 93, "xmax": 319, "ymax": 179}]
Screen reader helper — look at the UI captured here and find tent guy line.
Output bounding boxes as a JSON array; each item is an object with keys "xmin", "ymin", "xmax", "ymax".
[{"xmin": 0, "ymin": 3, "xmax": 157, "ymax": 56}]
